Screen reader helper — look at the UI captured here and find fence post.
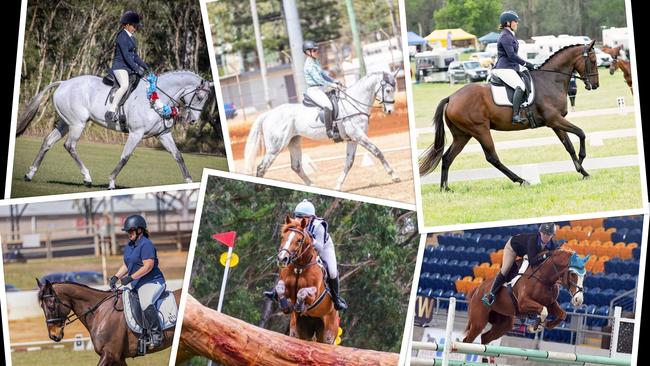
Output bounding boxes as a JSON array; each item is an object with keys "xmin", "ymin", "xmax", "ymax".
[
  {"xmin": 46, "ymin": 233, "xmax": 52, "ymax": 259},
  {"xmin": 176, "ymin": 220, "xmax": 182, "ymax": 251},
  {"xmin": 442, "ymin": 297, "xmax": 456, "ymax": 366}
]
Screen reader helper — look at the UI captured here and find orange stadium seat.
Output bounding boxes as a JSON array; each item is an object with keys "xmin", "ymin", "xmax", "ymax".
[
  {"xmin": 490, "ymin": 250, "xmax": 503, "ymax": 265},
  {"xmin": 473, "ymin": 263, "xmax": 490, "ymax": 279}
]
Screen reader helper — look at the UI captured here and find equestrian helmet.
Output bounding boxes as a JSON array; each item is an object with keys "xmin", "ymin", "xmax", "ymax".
[
  {"xmin": 121, "ymin": 10, "xmax": 142, "ymax": 28},
  {"xmin": 499, "ymin": 10, "xmax": 519, "ymax": 25},
  {"xmin": 294, "ymin": 199, "xmax": 316, "ymax": 217},
  {"xmin": 539, "ymin": 222, "xmax": 556, "ymax": 236},
  {"xmin": 302, "ymin": 40, "xmax": 318, "ymax": 54},
  {"xmin": 123, "ymin": 214, "xmax": 147, "ymax": 232}
]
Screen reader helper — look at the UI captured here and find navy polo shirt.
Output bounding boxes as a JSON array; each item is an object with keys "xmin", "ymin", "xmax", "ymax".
[{"xmin": 123, "ymin": 236, "xmax": 165, "ymax": 289}]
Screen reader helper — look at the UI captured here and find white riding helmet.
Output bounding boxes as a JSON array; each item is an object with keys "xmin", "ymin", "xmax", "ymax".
[{"xmin": 294, "ymin": 199, "xmax": 316, "ymax": 217}]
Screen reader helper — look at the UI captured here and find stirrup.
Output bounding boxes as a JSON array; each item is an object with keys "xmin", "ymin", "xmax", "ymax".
[{"xmin": 481, "ymin": 293, "xmax": 495, "ymax": 306}]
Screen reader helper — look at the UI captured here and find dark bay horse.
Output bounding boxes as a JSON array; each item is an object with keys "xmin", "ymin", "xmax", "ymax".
[
  {"xmin": 420, "ymin": 41, "xmax": 599, "ymax": 191},
  {"xmin": 609, "ymin": 59, "xmax": 633, "ymax": 93},
  {"xmin": 273, "ymin": 216, "xmax": 339, "ymax": 344},
  {"xmin": 37, "ymin": 280, "xmax": 180, "ymax": 365},
  {"xmin": 464, "ymin": 250, "xmax": 588, "ymax": 345}
]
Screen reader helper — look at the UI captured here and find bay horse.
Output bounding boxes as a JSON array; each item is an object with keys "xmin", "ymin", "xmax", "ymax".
[
  {"xmin": 37, "ymin": 279, "xmax": 180, "ymax": 365},
  {"xmin": 464, "ymin": 250, "xmax": 589, "ymax": 345},
  {"xmin": 609, "ymin": 58, "xmax": 633, "ymax": 94},
  {"xmin": 420, "ymin": 41, "xmax": 599, "ymax": 191},
  {"xmin": 273, "ymin": 216, "xmax": 339, "ymax": 344},
  {"xmin": 17, "ymin": 71, "xmax": 213, "ymax": 189},
  {"xmin": 244, "ymin": 71, "xmax": 401, "ymax": 191},
  {"xmin": 601, "ymin": 45, "xmax": 625, "ymax": 60}
]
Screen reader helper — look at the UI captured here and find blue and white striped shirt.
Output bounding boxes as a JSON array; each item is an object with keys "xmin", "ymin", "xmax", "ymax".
[{"xmin": 304, "ymin": 57, "xmax": 337, "ymax": 88}]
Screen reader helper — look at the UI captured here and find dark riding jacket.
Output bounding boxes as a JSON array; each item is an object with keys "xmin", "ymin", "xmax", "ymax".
[
  {"xmin": 495, "ymin": 29, "xmax": 527, "ymax": 70},
  {"xmin": 509, "ymin": 233, "xmax": 558, "ymax": 265},
  {"xmin": 112, "ymin": 29, "xmax": 148, "ymax": 74}
]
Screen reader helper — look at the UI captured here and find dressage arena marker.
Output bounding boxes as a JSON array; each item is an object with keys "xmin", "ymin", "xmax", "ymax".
[
  {"xmin": 410, "ymin": 297, "xmax": 632, "ymax": 366},
  {"xmin": 362, "ymin": 152, "xmax": 375, "ymax": 167},
  {"xmin": 420, "ymin": 155, "xmax": 639, "ymax": 185}
]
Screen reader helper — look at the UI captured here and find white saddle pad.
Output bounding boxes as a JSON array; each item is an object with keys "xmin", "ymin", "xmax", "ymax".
[
  {"xmin": 122, "ymin": 287, "xmax": 177, "ymax": 334},
  {"xmin": 505, "ymin": 256, "xmax": 530, "ymax": 289},
  {"xmin": 490, "ymin": 82, "xmax": 536, "ymax": 107}
]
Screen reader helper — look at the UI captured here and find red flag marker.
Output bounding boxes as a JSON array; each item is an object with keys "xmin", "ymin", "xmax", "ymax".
[{"xmin": 212, "ymin": 231, "xmax": 237, "ymax": 248}]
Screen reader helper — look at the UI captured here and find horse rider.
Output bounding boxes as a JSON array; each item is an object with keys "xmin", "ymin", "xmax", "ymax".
[
  {"xmin": 481, "ymin": 223, "xmax": 560, "ymax": 306},
  {"xmin": 265, "ymin": 199, "xmax": 348, "ymax": 310},
  {"xmin": 303, "ymin": 40, "xmax": 343, "ymax": 140},
  {"xmin": 105, "ymin": 10, "xmax": 150, "ymax": 127},
  {"xmin": 491, "ymin": 10, "xmax": 538, "ymax": 125},
  {"xmin": 110, "ymin": 215, "xmax": 165, "ymax": 347}
]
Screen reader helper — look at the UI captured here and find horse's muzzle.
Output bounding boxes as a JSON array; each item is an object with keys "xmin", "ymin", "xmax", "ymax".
[{"xmin": 277, "ymin": 256, "xmax": 289, "ymax": 268}]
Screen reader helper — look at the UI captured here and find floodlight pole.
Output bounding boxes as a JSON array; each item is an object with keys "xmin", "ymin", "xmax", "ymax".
[
  {"xmin": 345, "ymin": 0, "xmax": 366, "ymax": 77},
  {"xmin": 250, "ymin": 0, "xmax": 272, "ymax": 109}
]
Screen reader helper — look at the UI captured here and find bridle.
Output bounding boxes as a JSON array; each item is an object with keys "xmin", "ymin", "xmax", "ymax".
[
  {"xmin": 336, "ymin": 72, "xmax": 397, "ymax": 119},
  {"xmin": 40, "ymin": 286, "xmax": 122, "ymax": 331},
  {"xmin": 149, "ymin": 78, "xmax": 212, "ymax": 114},
  {"xmin": 535, "ymin": 44, "xmax": 598, "ymax": 89},
  {"xmin": 527, "ymin": 251, "xmax": 584, "ymax": 297},
  {"xmin": 277, "ymin": 226, "xmax": 315, "ymax": 269}
]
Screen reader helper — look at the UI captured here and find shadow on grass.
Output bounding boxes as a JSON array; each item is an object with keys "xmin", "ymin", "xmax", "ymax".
[{"xmin": 45, "ymin": 180, "xmax": 130, "ymax": 190}]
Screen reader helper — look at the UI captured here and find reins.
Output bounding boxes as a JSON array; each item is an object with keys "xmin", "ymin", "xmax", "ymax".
[{"xmin": 42, "ymin": 284, "xmax": 125, "ymax": 329}]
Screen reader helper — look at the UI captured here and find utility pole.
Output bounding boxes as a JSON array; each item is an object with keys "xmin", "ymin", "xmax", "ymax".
[
  {"xmin": 250, "ymin": 0, "xmax": 272, "ymax": 109},
  {"xmin": 345, "ymin": 0, "xmax": 366, "ymax": 77},
  {"xmin": 282, "ymin": 0, "xmax": 306, "ymax": 100}
]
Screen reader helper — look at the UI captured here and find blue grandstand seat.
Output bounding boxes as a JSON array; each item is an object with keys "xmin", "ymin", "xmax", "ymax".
[
  {"xmin": 584, "ymin": 287, "xmax": 601, "ymax": 306},
  {"xmin": 633, "ymin": 247, "xmax": 641, "ymax": 260},
  {"xmin": 438, "ymin": 235, "xmax": 451, "ymax": 246},
  {"xmin": 593, "ymin": 306, "xmax": 610, "ymax": 327},
  {"xmin": 626, "ymin": 229, "xmax": 642, "ymax": 244},
  {"xmin": 611, "ymin": 228, "xmax": 628, "ymax": 243},
  {"xmin": 559, "ymin": 288, "xmax": 572, "ymax": 303}
]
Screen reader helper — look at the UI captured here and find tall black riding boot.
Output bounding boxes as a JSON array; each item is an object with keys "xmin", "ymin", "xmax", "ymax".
[
  {"xmin": 511, "ymin": 87, "xmax": 525, "ymax": 124},
  {"xmin": 323, "ymin": 107, "xmax": 341, "ymax": 141},
  {"xmin": 143, "ymin": 305, "xmax": 163, "ymax": 348},
  {"xmin": 327, "ymin": 277, "xmax": 347, "ymax": 311},
  {"xmin": 481, "ymin": 272, "xmax": 506, "ymax": 306}
]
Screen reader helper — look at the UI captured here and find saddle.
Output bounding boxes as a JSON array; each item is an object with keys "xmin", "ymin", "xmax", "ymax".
[
  {"xmin": 489, "ymin": 70, "xmax": 542, "ymax": 128},
  {"xmin": 302, "ymin": 90, "xmax": 344, "ymax": 142},
  {"xmin": 103, "ymin": 71, "xmax": 140, "ymax": 131},
  {"xmin": 122, "ymin": 287, "xmax": 177, "ymax": 354},
  {"xmin": 501, "ymin": 255, "xmax": 557, "ymax": 319}
]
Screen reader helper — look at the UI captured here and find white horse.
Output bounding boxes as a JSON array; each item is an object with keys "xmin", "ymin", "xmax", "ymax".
[
  {"xmin": 244, "ymin": 70, "xmax": 401, "ymax": 191},
  {"xmin": 16, "ymin": 70, "xmax": 213, "ymax": 189}
]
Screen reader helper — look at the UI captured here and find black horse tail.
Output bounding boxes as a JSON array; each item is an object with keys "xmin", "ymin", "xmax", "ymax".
[
  {"xmin": 16, "ymin": 81, "xmax": 62, "ymax": 137},
  {"xmin": 419, "ymin": 96, "xmax": 449, "ymax": 176}
]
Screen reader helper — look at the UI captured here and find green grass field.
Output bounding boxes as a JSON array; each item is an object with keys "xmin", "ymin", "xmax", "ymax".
[
  {"xmin": 4, "ymin": 252, "xmax": 188, "ymax": 290},
  {"xmin": 11, "ymin": 137, "xmax": 228, "ymax": 198},
  {"xmin": 421, "ymin": 166, "xmax": 643, "ymax": 227},
  {"xmin": 414, "ymin": 68, "xmax": 644, "ymax": 227},
  {"xmin": 11, "ymin": 347, "xmax": 170, "ymax": 366}
]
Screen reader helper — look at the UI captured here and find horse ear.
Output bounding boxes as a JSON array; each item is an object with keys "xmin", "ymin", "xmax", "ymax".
[
  {"xmin": 583, "ymin": 254, "xmax": 591, "ymax": 262},
  {"xmin": 300, "ymin": 217, "xmax": 308, "ymax": 228},
  {"xmin": 285, "ymin": 214, "xmax": 292, "ymax": 224},
  {"xmin": 36, "ymin": 278, "xmax": 42, "ymax": 288},
  {"xmin": 588, "ymin": 40, "xmax": 596, "ymax": 50}
]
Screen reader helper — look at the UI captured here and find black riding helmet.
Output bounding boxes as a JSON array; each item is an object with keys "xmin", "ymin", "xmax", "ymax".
[
  {"xmin": 302, "ymin": 40, "xmax": 318, "ymax": 55},
  {"xmin": 499, "ymin": 10, "xmax": 519, "ymax": 26},
  {"xmin": 121, "ymin": 10, "xmax": 143, "ymax": 30},
  {"xmin": 123, "ymin": 214, "xmax": 147, "ymax": 232},
  {"xmin": 539, "ymin": 222, "xmax": 556, "ymax": 236}
]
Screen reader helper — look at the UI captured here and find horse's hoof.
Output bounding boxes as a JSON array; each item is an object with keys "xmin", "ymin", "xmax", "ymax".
[
  {"xmin": 392, "ymin": 176, "xmax": 401, "ymax": 183},
  {"xmin": 23, "ymin": 175, "xmax": 32, "ymax": 182},
  {"xmin": 582, "ymin": 174, "xmax": 591, "ymax": 180},
  {"xmin": 440, "ymin": 186, "xmax": 453, "ymax": 193},
  {"xmin": 520, "ymin": 180, "xmax": 531, "ymax": 186},
  {"xmin": 84, "ymin": 181, "xmax": 92, "ymax": 188},
  {"xmin": 185, "ymin": 178, "xmax": 193, "ymax": 184}
]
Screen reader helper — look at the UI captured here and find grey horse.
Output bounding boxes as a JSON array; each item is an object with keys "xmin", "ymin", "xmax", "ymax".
[{"xmin": 17, "ymin": 70, "xmax": 214, "ymax": 189}]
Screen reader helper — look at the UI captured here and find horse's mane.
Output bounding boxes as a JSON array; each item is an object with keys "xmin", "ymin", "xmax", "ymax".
[
  {"xmin": 539, "ymin": 43, "xmax": 587, "ymax": 68},
  {"xmin": 38, "ymin": 281, "xmax": 110, "ymax": 300},
  {"xmin": 159, "ymin": 69, "xmax": 201, "ymax": 78}
]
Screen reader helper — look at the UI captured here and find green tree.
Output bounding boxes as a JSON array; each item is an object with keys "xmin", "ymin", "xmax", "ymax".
[
  {"xmin": 434, "ymin": 0, "xmax": 502, "ymax": 37},
  {"xmin": 405, "ymin": 0, "xmax": 443, "ymax": 36}
]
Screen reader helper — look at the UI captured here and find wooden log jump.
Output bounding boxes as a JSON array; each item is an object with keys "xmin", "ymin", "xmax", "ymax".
[{"xmin": 176, "ymin": 294, "xmax": 400, "ymax": 365}]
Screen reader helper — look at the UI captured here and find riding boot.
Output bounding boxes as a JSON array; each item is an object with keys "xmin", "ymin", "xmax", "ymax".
[
  {"xmin": 327, "ymin": 277, "xmax": 348, "ymax": 311},
  {"xmin": 105, "ymin": 111, "xmax": 117, "ymax": 123},
  {"xmin": 263, "ymin": 287, "xmax": 277, "ymax": 300},
  {"xmin": 511, "ymin": 87, "xmax": 525, "ymax": 125},
  {"xmin": 323, "ymin": 107, "xmax": 341, "ymax": 142},
  {"xmin": 143, "ymin": 305, "xmax": 163, "ymax": 348},
  {"xmin": 481, "ymin": 272, "xmax": 506, "ymax": 307}
]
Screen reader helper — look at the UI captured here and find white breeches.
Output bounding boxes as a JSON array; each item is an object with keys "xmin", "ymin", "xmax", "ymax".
[
  {"xmin": 306, "ymin": 87, "xmax": 333, "ymax": 110},
  {"xmin": 137, "ymin": 281, "xmax": 165, "ymax": 309},
  {"xmin": 491, "ymin": 68, "xmax": 526, "ymax": 90},
  {"xmin": 109, "ymin": 69, "xmax": 130, "ymax": 112}
]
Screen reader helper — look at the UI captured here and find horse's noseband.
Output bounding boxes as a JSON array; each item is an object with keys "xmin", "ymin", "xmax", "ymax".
[
  {"xmin": 376, "ymin": 73, "xmax": 396, "ymax": 105},
  {"xmin": 277, "ymin": 227, "xmax": 311, "ymax": 267}
]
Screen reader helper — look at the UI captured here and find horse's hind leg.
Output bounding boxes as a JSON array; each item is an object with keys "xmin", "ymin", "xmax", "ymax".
[
  {"xmin": 333, "ymin": 142, "xmax": 358, "ymax": 190},
  {"xmin": 552, "ymin": 128, "xmax": 589, "ymax": 178},
  {"xmin": 440, "ymin": 128, "xmax": 470, "ymax": 191},
  {"xmin": 158, "ymin": 132, "xmax": 192, "ymax": 183},
  {"xmin": 24, "ymin": 120, "xmax": 68, "ymax": 181},
  {"xmin": 287, "ymin": 136, "xmax": 312, "ymax": 186},
  {"xmin": 256, "ymin": 149, "xmax": 281, "ymax": 177},
  {"xmin": 107, "ymin": 131, "xmax": 144, "ymax": 189},
  {"xmin": 63, "ymin": 124, "xmax": 93, "ymax": 186},
  {"xmin": 480, "ymin": 313, "xmax": 515, "ymax": 345},
  {"xmin": 474, "ymin": 132, "xmax": 528, "ymax": 185},
  {"xmin": 354, "ymin": 135, "xmax": 401, "ymax": 183}
]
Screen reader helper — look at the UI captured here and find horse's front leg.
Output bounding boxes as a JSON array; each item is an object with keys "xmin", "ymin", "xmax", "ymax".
[
  {"xmin": 295, "ymin": 287, "xmax": 317, "ymax": 314},
  {"xmin": 544, "ymin": 301, "xmax": 566, "ymax": 329},
  {"xmin": 551, "ymin": 127, "xmax": 589, "ymax": 178},
  {"xmin": 287, "ymin": 136, "xmax": 312, "ymax": 186},
  {"xmin": 518, "ymin": 298, "xmax": 548, "ymax": 333},
  {"xmin": 108, "ymin": 131, "xmax": 144, "ymax": 189},
  {"xmin": 97, "ymin": 351, "xmax": 120, "ymax": 366},
  {"xmin": 334, "ymin": 142, "xmax": 358, "ymax": 190},
  {"xmin": 351, "ymin": 132, "xmax": 401, "ymax": 183},
  {"xmin": 547, "ymin": 115, "xmax": 588, "ymax": 169},
  {"xmin": 158, "ymin": 132, "xmax": 192, "ymax": 183},
  {"xmin": 275, "ymin": 280, "xmax": 293, "ymax": 314}
]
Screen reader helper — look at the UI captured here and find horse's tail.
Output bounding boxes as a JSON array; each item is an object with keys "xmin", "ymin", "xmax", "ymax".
[
  {"xmin": 419, "ymin": 96, "xmax": 449, "ymax": 176},
  {"xmin": 16, "ymin": 81, "xmax": 62, "ymax": 137},
  {"xmin": 243, "ymin": 112, "xmax": 268, "ymax": 174}
]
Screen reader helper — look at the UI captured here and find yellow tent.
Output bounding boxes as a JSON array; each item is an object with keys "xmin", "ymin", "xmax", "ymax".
[{"xmin": 425, "ymin": 28, "xmax": 478, "ymax": 49}]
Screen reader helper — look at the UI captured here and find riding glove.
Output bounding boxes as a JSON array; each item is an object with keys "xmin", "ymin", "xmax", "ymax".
[
  {"xmin": 525, "ymin": 62, "xmax": 538, "ymax": 71},
  {"xmin": 120, "ymin": 275, "xmax": 134, "ymax": 286},
  {"xmin": 109, "ymin": 275, "xmax": 119, "ymax": 289}
]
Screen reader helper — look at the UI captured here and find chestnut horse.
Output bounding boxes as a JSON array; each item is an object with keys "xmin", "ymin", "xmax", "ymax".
[
  {"xmin": 464, "ymin": 250, "xmax": 589, "ymax": 344},
  {"xmin": 610, "ymin": 58, "xmax": 633, "ymax": 93},
  {"xmin": 37, "ymin": 280, "xmax": 179, "ymax": 365},
  {"xmin": 273, "ymin": 216, "xmax": 339, "ymax": 344},
  {"xmin": 420, "ymin": 41, "xmax": 599, "ymax": 191},
  {"xmin": 601, "ymin": 44, "xmax": 625, "ymax": 59}
]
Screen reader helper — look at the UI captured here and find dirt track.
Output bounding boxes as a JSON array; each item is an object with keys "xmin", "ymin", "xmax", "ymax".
[{"xmin": 230, "ymin": 93, "xmax": 416, "ymax": 204}]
